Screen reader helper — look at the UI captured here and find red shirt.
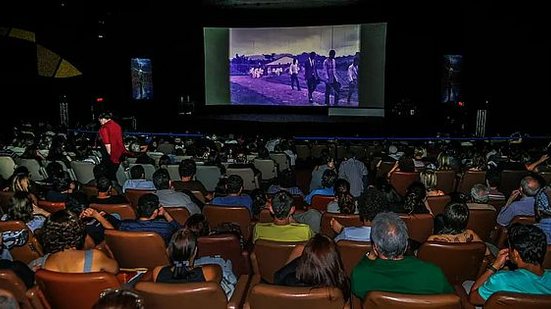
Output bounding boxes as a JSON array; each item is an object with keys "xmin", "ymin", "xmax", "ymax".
[{"xmin": 99, "ymin": 120, "xmax": 125, "ymax": 164}]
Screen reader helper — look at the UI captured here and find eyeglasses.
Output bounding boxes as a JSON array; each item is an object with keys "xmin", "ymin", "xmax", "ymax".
[{"xmin": 98, "ymin": 288, "xmax": 144, "ymax": 309}]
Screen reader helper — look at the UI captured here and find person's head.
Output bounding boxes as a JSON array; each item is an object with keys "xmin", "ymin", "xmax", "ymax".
[
  {"xmin": 152, "ymin": 168, "xmax": 171, "ymax": 190},
  {"xmin": 404, "ymin": 182, "xmax": 427, "ymax": 214},
  {"xmin": 321, "ymin": 169, "xmax": 338, "ymax": 189},
  {"xmin": 437, "ymin": 152, "xmax": 453, "ymax": 170},
  {"xmin": 7, "ymin": 191, "xmax": 34, "ymax": 222},
  {"xmin": 94, "ymin": 288, "xmax": 144, "ymax": 309},
  {"xmin": 520, "ymin": 176, "xmax": 540, "ymax": 197},
  {"xmin": 184, "ymin": 214, "xmax": 210, "ymax": 237},
  {"xmin": 98, "ymin": 111, "xmax": 113, "ymax": 125},
  {"xmin": 337, "ymin": 193, "xmax": 356, "ymax": 215},
  {"xmin": 328, "ymin": 49, "xmax": 336, "ymax": 58},
  {"xmin": 334, "ymin": 178, "xmax": 350, "ymax": 196},
  {"xmin": 52, "ymin": 172, "xmax": 72, "ymax": 193},
  {"xmin": 129, "ymin": 165, "xmax": 145, "ymax": 180},
  {"xmin": 397, "ymin": 155, "xmax": 415, "ymax": 172},
  {"xmin": 507, "ymin": 223, "xmax": 547, "ymax": 267},
  {"xmin": 96, "ymin": 176, "xmax": 112, "ymax": 194},
  {"xmin": 441, "ymin": 202, "xmax": 469, "ymax": 235},
  {"xmin": 420, "ymin": 169, "xmax": 438, "ymax": 191},
  {"xmin": 0, "ymin": 291, "xmax": 18, "ymax": 309},
  {"xmin": 296, "ymin": 234, "xmax": 350, "ymax": 301},
  {"xmin": 309, "ymin": 52, "xmax": 316, "ymax": 59},
  {"xmin": 136, "ymin": 193, "xmax": 160, "ymax": 218},
  {"xmin": 485, "ymin": 169, "xmax": 501, "ymax": 188},
  {"xmin": 357, "ymin": 187, "xmax": 388, "ymax": 222},
  {"xmin": 226, "ymin": 175, "xmax": 243, "ymax": 194},
  {"xmin": 65, "ymin": 191, "xmax": 90, "ymax": 215},
  {"xmin": 158, "ymin": 155, "xmax": 171, "ymax": 167},
  {"xmin": 167, "ymin": 229, "xmax": 198, "ymax": 278},
  {"xmin": 270, "ymin": 190, "xmax": 294, "ymax": 220},
  {"xmin": 250, "ymin": 188, "xmax": 268, "ymax": 216},
  {"xmin": 470, "ymin": 183, "xmax": 490, "ymax": 203},
  {"xmin": 293, "ymin": 58, "xmax": 298, "ymax": 64},
  {"xmin": 93, "ymin": 163, "xmax": 110, "ymax": 180},
  {"xmin": 371, "ymin": 212, "xmax": 408, "ymax": 259},
  {"xmin": 278, "ymin": 169, "xmax": 297, "ymax": 188},
  {"xmin": 11, "ymin": 173, "xmax": 31, "ymax": 193},
  {"xmin": 178, "ymin": 159, "xmax": 196, "ymax": 179},
  {"xmin": 534, "ymin": 187, "xmax": 551, "ymax": 222},
  {"xmin": 42, "ymin": 209, "xmax": 85, "ymax": 254}
]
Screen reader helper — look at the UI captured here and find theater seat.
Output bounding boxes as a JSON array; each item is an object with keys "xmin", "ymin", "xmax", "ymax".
[
  {"xmin": 0, "ymin": 270, "xmax": 33, "ymax": 309},
  {"xmin": 310, "ymin": 195, "xmax": 334, "ymax": 212},
  {"xmin": 204, "ymin": 205, "xmax": 252, "ymax": 242},
  {"xmin": 37, "ymin": 200, "xmax": 65, "ymax": 213},
  {"xmin": 0, "ymin": 220, "xmax": 43, "ymax": 264},
  {"xmin": 197, "ymin": 233, "xmax": 251, "ymax": 276},
  {"xmin": 244, "ymin": 284, "xmax": 348, "ymax": 309},
  {"xmin": 104, "ymin": 229, "xmax": 169, "ymax": 270},
  {"xmin": 320, "ymin": 213, "xmax": 362, "ymax": 239},
  {"xmin": 336, "ymin": 240, "xmax": 372, "ymax": 276},
  {"xmin": 251, "ymin": 239, "xmax": 305, "ymax": 284},
  {"xmin": 363, "ymin": 291, "xmax": 461, "ymax": 309},
  {"xmin": 90, "ymin": 203, "xmax": 136, "ymax": 220},
  {"xmin": 484, "ymin": 292, "xmax": 551, "ymax": 309}
]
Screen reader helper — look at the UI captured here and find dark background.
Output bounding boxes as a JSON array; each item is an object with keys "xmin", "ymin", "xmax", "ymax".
[{"xmin": 0, "ymin": 1, "xmax": 548, "ymax": 137}]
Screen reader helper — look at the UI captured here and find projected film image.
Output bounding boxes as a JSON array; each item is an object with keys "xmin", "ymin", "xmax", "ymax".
[
  {"xmin": 131, "ymin": 58, "xmax": 153, "ymax": 100},
  {"xmin": 230, "ymin": 25, "xmax": 360, "ymax": 106}
]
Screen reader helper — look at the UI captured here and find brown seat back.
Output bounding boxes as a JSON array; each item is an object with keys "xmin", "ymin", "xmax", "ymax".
[
  {"xmin": 0, "ymin": 269, "xmax": 32, "ymax": 309},
  {"xmin": 336, "ymin": 240, "xmax": 372, "ymax": 276},
  {"xmin": 488, "ymin": 199, "xmax": 507, "ymax": 213},
  {"xmin": 390, "ymin": 172, "xmax": 420, "ymax": 197},
  {"xmin": 292, "ymin": 195, "xmax": 305, "ymax": 210},
  {"xmin": 258, "ymin": 209, "xmax": 273, "ymax": 223},
  {"xmin": 124, "ymin": 189, "xmax": 155, "ymax": 209},
  {"xmin": 426, "ymin": 195, "xmax": 452, "ymax": 216},
  {"xmin": 466, "ymin": 209, "xmax": 498, "ymax": 242},
  {"xmin": 80, "ymin": 184, "xmax": 99, "ymax": 199},
  {"xmin": 457, "ymin": 171, "xmax": 486, "ymax": 194},
  {"xmin": 399, "ymin": 214, "xmax": 434, "ymax": 244},
  {"xmin": 247, "ymin": 284, "xmax": 346, "ymax": 309},
  {"xmin": 500, "ymin": 170, "xmax": 530, "ymax": 197},
  {"xmin": 543, "ymin": 245, "xmax": 551, "ymax": 269},
  {"xmin": 37, "ymin": 200, "xmax": 65, "ymax": 213},
  {"xmin": 484, "ymin": 292, "xmax": 551, "ymax": 309},
  {"xmin": 90, "ymin": 203, "xmax": 136, "ymax": 220},
  {"xmin": 135, "ymin": 281, "xmax": 227, "ymax": 309},
  {"xmin": 417, "ymin": 241, "xmax": 486, "ymax": 285},
  {"xmin": 164, "ymin": 207, "xmax": 190, "ymax": 225},
  {"xmin": 435, "ymin": 170, "xmax": 457, "ymax": 194},
  {"xmin": 35, "ymin": 269, "xmax": 120, "ymax": 309},
  {"xmin": 0, "ymin": 191, "xmax": 14, "ymax": 214},
  {"xmin": 0, "ymin": 220, "xmax": 43, "ymax": 264},
  {"xmin": 104, "ymin": 229, "xmax": 169, "ymax": 269},
  {"xmin": 376, "ymin": 162, "xmax": 395, "ymax": 179},
  {"xmin": 198, "ymin": 233, "xmax": 250, "ymax": 276},
  {"xmin": 363, "ymin": 291, "xmax": 461, "ymax": 309},
  {"xmin": 203, "ymin": 205, "xmax": 252, "ymax": 241},
  {"xmin": 251, "ymin": 239, "xmax": 305, "ymax": 284},
  {"xmin": 310, "ymin": 195, "xmax": 334, "ymax": 212},
  {"xmin": 320, "ymin": 213, "xmax": 363, "ymax": 238},
  {"xmin": 496, "ymin": 215, "xmax": 537, "ymax": 248}
]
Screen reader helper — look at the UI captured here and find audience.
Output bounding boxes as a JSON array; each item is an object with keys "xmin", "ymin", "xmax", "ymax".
[
  {"xmin": 172, "ymin": 159, "xmax": 212, "ymax": 201},
  {"xmin": 89, "ymin": 176, "xmax": 128, "ymax": 205},
  {"xmin": 2, "ymin": 192, "xmax": 47, "ymax": 232},
  {"xmin": 497, "ymin": 176, "xmax": 540, "ymax": 226},
  {"xmin": 210, "ymin": 175, "xmax": 253, "ymax": 212},
  {"xmin": 305, "ymin": 169, "xmax": 337, "ymax": 205},
  {"xmin": 122, "ymin": 165, "xmax": 155, "ymax": 193},
  {"xmin": 326, "ymin": 178, "xmax": 357, "ymax": 214},
  {"xmin": 152, "ymin": 168, "xmax": 200, "ymax": 215}
]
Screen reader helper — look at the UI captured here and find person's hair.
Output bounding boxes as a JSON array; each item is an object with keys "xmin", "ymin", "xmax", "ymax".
[
  {"xmin": 470, "ymin": 183, "xmax": 490, "ymax": 203},
  {"xmin": 94, "ymin": 288, "xmax": 144, "ymax": 309},
  {"xmin": 7, "ymin": 191, "xmax": 34, "ymax": 222},
  {"xmin": 250, "ymin": 188, "xmax": 268, "ymax": 217},
  {"xmin": 321, "ymin": 169, "xmax": 337, "ymax": 189},
  {"xmin": 333, "ymin": 178, "xmax": 350, "ymax": 195},
  {"xmin": 52, "ymin": 172, "xmax": 72, "ymax": 193},
  {"xmin": 152, "ymin": 168, "xmax": 171, "ymax": 190},
  {"xmin": 278, "ymin": 169, "xmax": 297, "ymax": 188},
  {"xmin": 508, "ymin": 223, "xmax": 547, "ymax": 266},
  {"xmin": 296, "ymin": 234, "xmax": 350, "ymax": 301},
  {"xmin": 129, "ymin": 165, "xmax": 145, "ymax": 179},
  {"xmin": 521, "ymin": 176, "xmax": 539, "ymax": 197},
  {"xmin": 371, "ymin": 212, "xmax": 408, "ymax": 259},
  {"xmin": 397, "ymin": 155, "xmax": 415, "ymax": 172},
  {"xmin": 96, "ymin": 176, "xmax": 112, "ymax": 193},
  {"xmin": 437, "ymin": 152, "xmax": 453, "ymax": 170},
  {"xmin": 337, "ymin": 193, "xmax": 356, "ymax": 215},
  {"xmin": 440, "ymin": 202, "xmax": 469, "ymax": 235},
  {"xmin": 329, "ymin": 49, "xmax": 336, "ymax": 57},
  {"xmin": 65, "ymin": 191, "xmax": 90, "ymax": 214},
  {"xmin": 257, "ymin": 147, "xmax": 270, "ymax": 160},
  {"xmin": 93, "ymin": 163, "xmax": 110, "ymax": 180},
  {"xmin": 42, "ymin": 209, "xmax": 85, "ymax": 253},
  {"xmin": 98, "ymin": 111, "xmax": 113, "ymax": 120},
  {"xmin": 11, "ymin": 174, "xmax": 31, "ymax": 193},
  {"xmin": 403, "ymin": 182, "xmax": 427, "ymax": 214},
  {"xmin": 136, "ymin": 193, "xmax": 160, "ymax": 218},
  {"xmin": 309, "ymin": 51, "xmax": 316, "ymax": 58},
  {"xmin": 271, "ymin": 190, "xmax": 293, "ymax": 219},
  {"xmin": 158, "ymin": 155, "xmax": 171, "ymax": 167},
  {"xmin": 178, "ymin": 159, "xmax": 196, "ymax": 178},
  {"xmin": 167, "ymin": 229, "xmax": 198, "ymax": 280},
  {"xmin": 357, "ymin": 187, "xmax": 388, "ymax": 222},
  {"xmin": 184, "ymin": 214, "xmax": 210, "ymax": 237},
  {"xmin": 0, "ymin": 294, "xmax": 18, "ymax": 309},
  {"xmin": 420, "ymin": 169, "xmax": 438, "ymax": 191},
  {"xmin": 12, "ymin": 166, "xmax": 30, "ymax": 177},
  {"xmin": 226, "ymin": 175, "xmax": 243, "ymax": 194}
]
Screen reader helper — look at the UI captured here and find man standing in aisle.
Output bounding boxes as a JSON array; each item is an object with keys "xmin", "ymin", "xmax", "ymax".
[{"xmin": 98, "ymin": 111, "xmax": 125, "ymax": 181}]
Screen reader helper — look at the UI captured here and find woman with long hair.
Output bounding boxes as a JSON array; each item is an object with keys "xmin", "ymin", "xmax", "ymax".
[{"xmin": 2, "ymin": 192, "xmax": 46, "ymax": 232}]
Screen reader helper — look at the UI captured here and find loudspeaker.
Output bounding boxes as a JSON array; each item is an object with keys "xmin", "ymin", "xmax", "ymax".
[{"xmin": 178, "ymin": 95, "xmax": 194, "ymax": 115}]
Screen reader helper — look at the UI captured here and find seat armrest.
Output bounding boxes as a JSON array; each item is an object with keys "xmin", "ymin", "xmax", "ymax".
[
  {"xmin": 27, "ymin": 285, "xmax": 51, "ymax": 309},
  {"xmin": 228, "ymin": 275, "xmax": 250, "ymax": 309}
]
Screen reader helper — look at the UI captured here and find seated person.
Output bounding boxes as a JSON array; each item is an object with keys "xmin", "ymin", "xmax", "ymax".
[
  {"xmin": 327, "ymin": 178, "xmax": 357, "ymax": 214},
  {"xmin": 267, "ymin": 169, "xmax": 304, "ymax": 197},
  {"xmin": 30, "ymin": 209, "xmax": 118, "ymax": 274},
  {"xmin": 122, "ymin": 165, "xmax": 156, "ymax": 193},
  {"xmin": 420, "ymin": 169, "xmax": 445, "ymax": 197},
  {"xmin": 469, "ymin": 224, "xmax": 551, "ymax": 305},
  {"xmin": 2, "ymin": 192, "xmax": 47, "ymax": 232},
  {"xmin": 467, "ymin": 184, "xmax": 496, "ymax": 211},
  {"xmin": 274, "ymin": 234, "xmax": 350, "ymax": 302},
  {"xmin": 117, "ymin": 194, "xmax": 180, "ymax": 244},
  {"xmin": 535, "ymin": 186, "xmax": 551, "ymax": 243},
  {"xmin": 305, "ymin": 169, "xmax": 337, "ymax": 205},
  {"xmin": 497, "ymin": 176, "xmax": 540, "ymax": 226},
  {"xmin": 351, "ymin": 212, "xmax": 453, "ymax": 298},
  {"xmin": 45, "ymin": 171, "xmax": 74, "ymax": 202},
  {"xmin": 152, "ymin": 229, "xmax": 220, "ymax": 284},
  {"xmin": 253, "ymin": 190, "xmax": 313, "ymax": 243},
  {"xmin": 0, "ymin": 232, "xmax": 35, "ymax": 288},
  {"xmin": 250, "ymin": 189, "xmax": 269, "ymax": 219},
  {"xmin": 210, "ymin": 175, "xmax": 252, "ymax": 212},
  {"xmin": 89, "ymin": 176, "xmax": 128, "ymax": 205},
  {"xmin": 153, "ymin": 168, "xmax": 200, "ymax": 215},
  {"xmin": 393, "ymin": 182, "xmax": 432, "ymax": 214},
  {"xmin": 172, "ymin": 159, "xmax": 212, "ymax": 201},
  {"xmin": 332, "ymin": 187, "xmax": 388, "ymax": 242},
  {"xmin": 486, "ymin": 170, "xmax": 505, "ymax": 201},
  {"xmin": 309, "ymin": 152, "xmax": 335, "ymax": 192}
]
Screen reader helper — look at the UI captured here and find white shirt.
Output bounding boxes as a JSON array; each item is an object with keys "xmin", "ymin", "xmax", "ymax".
[
  {"xmin": 348, "ymin": 64, "xmax": 358, "ymax": 82},
  {"xmin": 289, "ymin": 63, "xmax": 300, "ymax": 74}
]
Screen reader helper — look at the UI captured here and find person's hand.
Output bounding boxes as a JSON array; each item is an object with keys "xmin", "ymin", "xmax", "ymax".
[
  {"xmin": 80, "ymin": 208, "xmax": 100, "ymax": 219},
  {"xmin": 492, "ymin": 248, "xmax": 509, "ymax": 269},
  {"xmin": 508, "ymin": 189, "xmax": 521, "ymax": 203},
  {"xmin": 539, "ymin": 154, "xmax": 550, "ymax": 163},
  {"xmin": 157, "ymin": 207, "xmax": 166, "ymax": 217}
]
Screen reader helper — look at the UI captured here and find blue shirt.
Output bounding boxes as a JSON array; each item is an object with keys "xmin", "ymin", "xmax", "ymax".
[
  {"xmin": 478, "ymin": 269, "xmax": 551, "ymax": 300},
  {"xmin": 497, "ymin": 197, "xmax": 535, "ymax": 226},
  {"xmin": 123, "ymin": 179, "xmax": 156, "ymax": 193},
  {"xmin": 118, "ymin": 219, "xmax": 180, "ymax": 244},
  {"xmin": 211, "ymin": 195, "xmax": 253, "ymax": 212},
  {"xmin": 305, "ymin": 187, "xmax": 334, "ymax": 205},
  {"xmin": 267, "ymin": 185, "xmax": 304, "ymax": 197},
  {"xmin": 536, "ymin": 218, "xmax": 551, "ymax": 244},
  {"xmin": 334, "ymin": 226, "xmax": 371, "ymax": 242}
]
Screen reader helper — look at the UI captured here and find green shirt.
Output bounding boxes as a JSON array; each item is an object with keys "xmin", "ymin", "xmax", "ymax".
[{"xmin": 351, "ymin": 256, "xmax": 454, "ymax": 298}]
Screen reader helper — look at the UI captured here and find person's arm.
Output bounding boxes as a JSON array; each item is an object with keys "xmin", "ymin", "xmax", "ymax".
[
  {"xmin": 469, "ymin": 248, "xmax": 509, "ymax": 305},
  {"xmin": 526, "ymin": 154, "xmax": 549, "ymax": 171},
  {"xmin": 496, "ymin": 190, "xmax": 520, "ymax": 226},
  {"xmin": 80, "ymin": 208, "xmax": 115, "ymax": 230},
  {"xmin": 285, "ymin": 244, "xmax": 305, "ymax": 264}
]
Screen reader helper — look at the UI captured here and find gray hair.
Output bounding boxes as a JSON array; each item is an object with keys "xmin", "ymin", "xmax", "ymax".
[
  {"xmin": 470, "ymin": 183, "xmax": 490, "ymax": 203},
  {"xmin": 521, "ymin": 176, "xmax": 540, "ymax": 197},
  {"xmin": 371, "ymin": 212, "xmax": 409, "ymax": 259},
  {"xmin": 0, "ymin": 295, "xmax": 18, "ymax": 309}
]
